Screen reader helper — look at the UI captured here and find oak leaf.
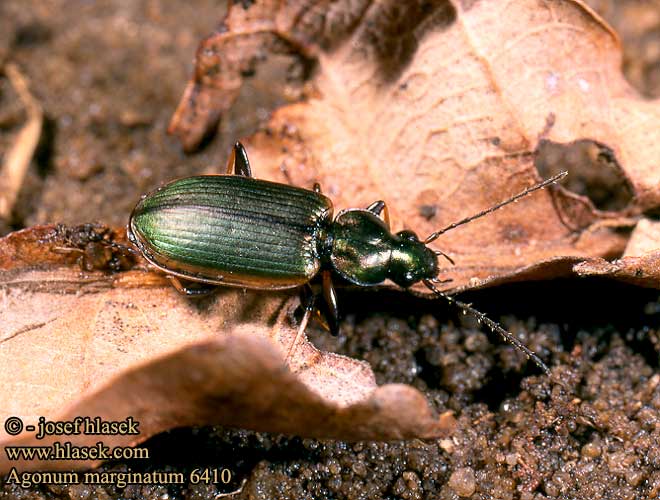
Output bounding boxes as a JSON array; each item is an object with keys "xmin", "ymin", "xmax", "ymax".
[
  {"xmin": 0, "ymin": 225, "xmax": 452, "ymax": 473},
  {"xmin": 169, "ymin": 0, "xmax": 659, "ymax": 292}
]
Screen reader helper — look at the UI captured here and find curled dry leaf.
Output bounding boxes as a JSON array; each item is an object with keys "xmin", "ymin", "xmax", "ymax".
[
  {"xmin": 0, "ymin": 225, "xmax": 452, "ymax": 473},
  {"xmin": 575, "ymin": 218, "xmax": 660, "ymax": 288},
  {"xmin": 169, "ymin": 0, "xmax": 660, "ymax": 292}
]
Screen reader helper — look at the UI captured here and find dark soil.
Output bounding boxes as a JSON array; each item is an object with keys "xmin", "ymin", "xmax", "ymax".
[{"xmin": 2, "ymin": 1, "xmax": 660, "ymax": 499}]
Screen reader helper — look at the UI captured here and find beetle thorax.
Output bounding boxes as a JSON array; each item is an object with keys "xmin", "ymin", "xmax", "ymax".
[{"xmin": 327, "ymin": 210, "xmax": 438, "ymax": 288}]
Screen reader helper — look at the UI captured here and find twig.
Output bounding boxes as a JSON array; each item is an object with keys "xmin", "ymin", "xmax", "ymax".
[
  {"xmin": 215, "ymin": 478, "xmax": 247, "ymax": 498},
  {"xmin": 0, "ymin": 62, "xmax": 43, "ymax": 221}
]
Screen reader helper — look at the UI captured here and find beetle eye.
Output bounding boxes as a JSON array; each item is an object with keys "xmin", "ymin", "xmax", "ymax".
[{"xmin": 396, "ymin": 230, "xmax": 419, "ymax": 242}]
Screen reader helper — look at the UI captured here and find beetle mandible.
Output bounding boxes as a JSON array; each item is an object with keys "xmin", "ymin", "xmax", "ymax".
[{"xmin": 128, "ymin": 142, "xmax": 566, "ymax": 374}]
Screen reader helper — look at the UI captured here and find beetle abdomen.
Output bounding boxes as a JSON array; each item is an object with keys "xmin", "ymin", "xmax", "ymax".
[{"xmin": 128, "ymin": 176, "xmax": 333, "ymax": 289}]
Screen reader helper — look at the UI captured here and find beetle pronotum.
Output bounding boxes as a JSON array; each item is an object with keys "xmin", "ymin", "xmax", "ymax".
[{"xmin": 128, "ymin": 143, "xmax": 566, "ymax": 374}]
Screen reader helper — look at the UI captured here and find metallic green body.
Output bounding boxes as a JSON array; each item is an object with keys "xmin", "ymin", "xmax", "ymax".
[
  {"xmin": 128, "ymin": 175, "xmax": 438, "ymax": 291},
  {"xmin": 128, "ymin": 175, "xmax": 333, "ymax": 289},
  {"xmin": 330, "ymin": 210, "xmax": 438, "ymax": 288}
]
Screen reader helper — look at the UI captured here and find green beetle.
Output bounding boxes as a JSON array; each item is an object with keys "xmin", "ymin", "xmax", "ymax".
[{"xmin": 128, "ymin": 143, "xmax": 564, "ymax": 373}]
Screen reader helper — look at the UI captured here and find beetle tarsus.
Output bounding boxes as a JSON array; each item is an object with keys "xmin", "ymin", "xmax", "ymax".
[{"xmin": 167, "ymin": 275, "xmax": 218, "ymax": 297}]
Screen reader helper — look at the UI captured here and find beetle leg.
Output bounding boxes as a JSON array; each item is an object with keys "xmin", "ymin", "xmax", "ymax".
[
  {"xmin": 225, "ymin": 141, "xmax": 253, "ymax": 177},
  {"xmin": 287, "ymin": 290, "xmax": 315, "ymax": 363},
  {"xmin": 300, "ymin": 274, "xmax": 339, "ymax": 335},
  {"xmin": 167, "ymin": 275, "xmax": 218, "ymax": 297},
  {"xmin": 52, "ymin": 247, "xmax": 95, "ymax": 272},
  {"xmin": 321, "ymin": 271, "xmax": 340, "ymax": 336},
  {"xmin": 366, "ymin": 200, "xmax": 391, "ymax": 229},
  {"xmin": 52, "ymin": 246, "xmax": 83, "ymax": 256},
  {"xmin": 224, "ymin": 145, "xmax": 235, "ymax": 174},
  {"xmin": 434, "ymin": 249, "xmax": 455, "ymax": 266},
  {"xmin": 298, "ymin": 284, "xmax": 329, "ymax": 330},
  {"xmin": 313, "ymin": 183, "xmax": 322, "ymax": 193},
  {"xmin": 430, "ymin": 277, "xmax": 453, "ymax": 285}
]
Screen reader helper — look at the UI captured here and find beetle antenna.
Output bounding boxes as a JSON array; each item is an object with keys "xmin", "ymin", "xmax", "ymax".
[
  {"xmin": 424, "ymin": 171, "xmax": 567, "ymax": 244},
  {"xmin": 423, "ymin": 279, "xmax": 551, "ymax": 375}
]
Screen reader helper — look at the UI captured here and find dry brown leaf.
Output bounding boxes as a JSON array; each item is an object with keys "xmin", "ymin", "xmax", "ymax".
[
  {"xmin": 0, "ymin": 225, "xmax": 452, "ymax": 473},
  {"xmin": 169, "ymin": 0, "xmax": 660, "ymax": 292},
  {"xmin": 574, "ymin": 218, "xmax": 660, "ymax": 287}
]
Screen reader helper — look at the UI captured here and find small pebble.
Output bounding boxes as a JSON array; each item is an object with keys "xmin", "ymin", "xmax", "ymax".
[
  {"xmin": 448, "ymin": 467, "xmax": 476, "ymax": 497},
  {"xmin": 581, "ymin": 442, "xmax": 601, "ymax": 458}
]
